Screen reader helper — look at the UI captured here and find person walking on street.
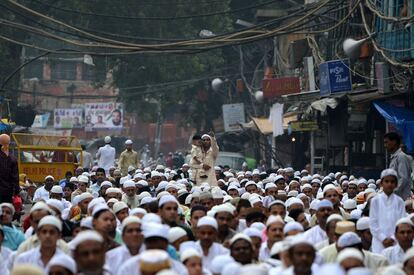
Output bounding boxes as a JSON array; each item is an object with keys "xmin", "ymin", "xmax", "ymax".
[
  {"xmin": 0, "ymin": 134, "xmax": 19, "ymax": 203},
  {"xmin": 96, "ymin": 136, "xmax": 115, "ymax": 176},
  {"xmin": 118, "ymin": 140, "xmax": 139, "ymax": 176},
  {"xmin": 384, "ymin": 132, "xmax": 413, "ymax": 200},
  {"xmin": 199, "ymin": 132, "xmax": 219, "ymax": 186},
  {"xmin": 78, "ymin": 145, "xmax": 93, "ymax": 172}
]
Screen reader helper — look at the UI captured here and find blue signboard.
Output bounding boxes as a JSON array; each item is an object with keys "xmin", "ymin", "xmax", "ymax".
[{"xmin": 319, "ymin": 59, "xmax": 352, "ymax": 97}]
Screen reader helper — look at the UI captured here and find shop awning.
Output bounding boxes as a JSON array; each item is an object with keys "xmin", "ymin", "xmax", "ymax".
[
  {"xmin": 241, "ymin": 117, "xmax": 272, "ymax": 135},
  {"xmin": 373, "ymin": 101, "xmax": 414, "ymax": 153}
]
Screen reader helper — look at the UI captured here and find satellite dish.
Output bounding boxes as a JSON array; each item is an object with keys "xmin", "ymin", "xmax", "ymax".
[
  {"xmin": 343, "ymin": 37, "xmax": 370, "ymax": 60},
  {"xmin": 211, "ymin": 78, "xmax": 224, "ymax": 92},
  {"xmin": 254, "ymin": 90, "xmax": 264, "ymax": 102}
]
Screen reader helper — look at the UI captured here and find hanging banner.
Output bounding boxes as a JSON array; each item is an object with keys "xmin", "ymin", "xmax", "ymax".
[
  {"xmin": 84, "ymin": 102, "xmax": 123, "ymax": 130},
  {"xmin": 54, "ymin": 109, "xmax": 83, "ymax": 129},
  {"xmin": 222, "ymin": 103, "xmax": 245, "ymax": 132}
]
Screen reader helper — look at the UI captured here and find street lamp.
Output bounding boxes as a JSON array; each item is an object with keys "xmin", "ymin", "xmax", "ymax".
[
  {"xmin": 254, "ymin": 90, "xmax": 264, "ymax": 102},
  {"xmin": 211, "ymin": 78, "xmax": 224, "ymax": 92},
  {"xmin": 342, "ymin": 34, "xmax": 375, "ymax": 60}
]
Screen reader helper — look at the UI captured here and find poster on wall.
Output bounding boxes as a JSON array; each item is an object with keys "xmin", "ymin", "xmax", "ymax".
[
  {"xmin": 84, "ymin": 102, "xmax": 123, "ymax": 130},
  {"xmin": 54, "ymin": 109, "xmax": 83, "ymax": 129}
]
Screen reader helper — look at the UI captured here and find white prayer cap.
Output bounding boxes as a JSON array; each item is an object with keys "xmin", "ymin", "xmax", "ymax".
[
  {"xmin": 268, "ymin": 200, "xmax": 286, "ymax": 209},
  {"xmin": 229, "ymin": 233, "xmax": 252, "ymax": 246},
  {"xmin": 318, "ymin": 264, "xmax": 346, "ymax": 275},
  {"xmin": 138, "ymin": 191, "xmax": 151, "ymax": 201},
  {"xmin": 101, "ymin": 181, "xmax": 112, "ymax": 188},
  {"xmin": 213, "ymin": 204, "xmax": 234, "ymax": 216},
  {"xmin": 78, "ymin": 192, "xmax": 93, "ymax": 202},
  {"xmin": 38, "ymin": 215, "xmax": 62, "ymax": 231},
  {"xmin": 197, "ymin": 216, "xmax": 218, "ymax": 230},
  {"xmin": 348, "ymin": 268, "xmax": 374, "ymax": 275},
  {"xmin": 357, "ymin": 178, "xmax": 368, "ymax": 186},
  {"xmin": 266, "ymin": 215, "xmax": 285, "ymax": 227},
  {"xmin": 143, "ymin": 222, "xmax": 169, "ymax": 239},
  {"xmin": 141, "ymin": 196, "xmax": 156, "ymax": 206},
  {"xmin": 159, "ymin": 194, "xmax": 178, "ymax": 208},
  {"xmin": 250, "ymin": 222, "xmax": 266, "ymax": 232},
  {"xmin": 80, "ymin": 216, "xmax": 93, "ymax": 229},
  {"xmin": 356, "ymin": 217, "xmax": 370, "ymax": 231},
  {"xmin": 125, "ymin": 139, "xmax": 133, "ymax": 145},
  {"xmin": 239, "ymin": 264, "xmax": 268, "ymax": 275},
  {"xmin": 81, "ymin": 172, "xmax": 90, "ymax": 177},
  {"xmin": 350, "ymin": 209, "xmax": 362, "ymax": 220},
  {"xmin": 222, "ymin": 262, "xmax": 242, "ymax": 275},
  {"xmin": 404, "ymin": 247, "xmax": 414, "ymax": 263},
  {"xmin": 184, "ymin": 194, "xmax": 193, "ymax": 205},
  {"xmin": 287, "ymin": 191, "xmax": 298, "ymax": 197},
  {"xmin": 396, "ymin": 217, "xmax": 414, "ymax": 228},
  {"xmin": 156, "ymin": 164, "xmax": 165, "ymax": 171},
  {"xmin": 243, "ymin": 228, "xmax": 262, "ymax": 239},
  {"xmin": 309, "ymin": 199, "xmax": 320, "ymax": 211},
  {"xmin": 46, "ymin": 199, "xmax": 64, "ymax": 213},
  {"xmin": 142, "ymin": 213, "xmax": 162, "ymax": 224},
  {"xmin": 339, "ymin": 175, "xmax": 348, "ymax": 182},
  {"xmin": 245, "ymin": 181, "xmax": 257, "ymax": 188},
  {"xmin": 283, "ymin": 221, "xmax": 304, "ymax": 235},
  {"xmin": 112, "ymin": 201, "xmax": 128, "ymax": 214},
  {"xmin": 378, "ymin": 266, "xmax": 405, "ymax": 275},
  {"xmin": 78, "ymin": 175, "xmax": 89, "ymax": 183},
  {"xmin": 168, "ymin": 227, "xmax": 187, "ymax": 243},
  {"xmin": 337, "ymin": 248, "xmax": 364, "ymax": 263},
  {"xmin": 107, "ymin": 198, "xmax": 118, "ymax": 205},
  {"xmin": 286, "ymin": 198, "xmax": 304, "ymax": 209},
  {"xmin": 323, "ymin": 184, "xmax": 337, "ymax": 195},
  {"xmin": 316, "ymin": 199, "xmax": 333, "ymax": 210},
  {"xmin": 92, "ymin": 204, "xmax": 112, "ymax": 218},
  {"xmin": 70, "ymin": 230, "xmax": 103, "ymax": 250},
  {"xmin": 211, "ymin": 255, "xmax": 235, "ymax": 274},
  {"xmin": 46, "ymin": 254, "xmax": 77, "ymax": 274},
  {"xmin": 301, "ymin": 184, "xmax": 312, "ymax": 191},
  {"xmin": 29, "ymin": 201, "xmax": 51, "ymax": 214},
  {"xmin": 327, "ymin": 214, "xmax": 344, "ymax": 224},
  {"xmin": 180, "ymin": 248, "xmax": 201, "ymax": 262},
  {"xmin": 156, "ymin": 182, "xmax": 169, "ymax": 193},
  {"xmin": 151, "ymin": 171, "xmax": 161, "ymax": 178},
  {"xmin": 337, "ymin": 232, "xmax": 361, "ymax": 248},
  {"xmin": 129, "ymin": 208, "xmax": 147, "ymax": 216},
  {"xmin": 274, "ymin": 175, "xmax": 284, "ymax": 182},
  {"xmin": 381, "ymin": 168, "xmax": 398, "ymax": 179},
  {"xmin": 264, "ymin": 183, "xmax": 276, "ymax": 190},
  {"xmin": 249, "ymin": 196, "xmax": 262, "ymax": 207},
  {"xmin": 0, "ymin": 202, "xmax": 15, "ymax": 215},
  {"xmin": 69, "ymin": 177, "xmax": 78, "ymax": 183},
  {"xmin": 343, "ymin": 199, "xmax": 357, "ymax": 210},
  {"xmin": 45, "ymin": 175, "xmax": 54, "ymax": 181},
  {"xmin": 241, "ymin": 192, "xmax": 250, "ymax": 200},
  {"xmin": 123, "ymin": 180, "xmax": 136, "ymax": 189},
  {"xmin": 88, "ymin": 197, "xmax": 106, "ymax": 210},
  {"xmin": 104, "ymin": 136, "xmax": 111, "ymax": 143},
  {"xmin": 311, "ymin": 178, "xmax": 321, "ymax": 185},
  {"xmin": 122, "ymin": 216, "xmax": 141, "ymax": 230},
  {"xmin": 50, "ymin": 185, "xmax": 63, "ymax": 194},
  {"xmin": 105, "ymin": 187, "xmax": 121, "ymax": 195}
]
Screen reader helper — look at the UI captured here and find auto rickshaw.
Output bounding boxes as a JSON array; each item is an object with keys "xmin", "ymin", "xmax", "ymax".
[{"xmin": 11, "ymin": 133, "xmax": 83, "ymax": 183}]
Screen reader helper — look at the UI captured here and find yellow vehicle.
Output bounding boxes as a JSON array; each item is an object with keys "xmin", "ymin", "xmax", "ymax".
[{"xmin": 11, "ymin": 133, "xmax": 83, "ymax": 183}]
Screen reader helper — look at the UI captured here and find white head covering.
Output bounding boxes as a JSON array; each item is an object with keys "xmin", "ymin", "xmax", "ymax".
[
  {"xmin": 122, "ymin": 216, "xmax": 141, "ymax": 230},
  {"xmin": 70, "ymin": 230, "xmax": 103, "ymax": 250},
  {"xmin": 143, "ymin": 222, "xmax": 169, "ymax": 239},
  {"xmin": 356, "ymin": 217, "xmax": 370, "ymax": 231},
  {"xmin": 38, "ymin": 215, "xmax": 62, "ymax": 232},
  {"xmin": 180, "ymin": 248, "xmax": 201, "ymax": 262},
  {"xmin": 50, "ymin": 185, "xmax": 63, "ymax": 194},
  {"xmin": 197, "ymin": 216, "xmax": 218, "ymax": 230},
  {"xmin": 283, "ymin": 221, "xmax": 304, "ymax": 235},
  {"xmin": 168, "ymin": 227, "xmax": 187, "ymax": 243},
  {"xmin": 159, "ymin": 195, "xmax": 178, "ymax": 208},
  {"xmin": 46, "ymin": 254, "xmax": 77, "ymax": 274},
  {"xmin": 337, "ymin": 232, "xmax": 362, "ymax": 248},
  {"xmin": 337, "ymin": 248, "xmax": 364, "ymax": 263},
  {"xmin": 210, "ymin": 255, "xmax": 235, "ymax": 274},
  {"xmin": 80, "ymin": 216, "xmax": 93, "ymax": 229},
  {"xmin": 381, "ymin": 168, "xmax": 398, "ymax": 179}
]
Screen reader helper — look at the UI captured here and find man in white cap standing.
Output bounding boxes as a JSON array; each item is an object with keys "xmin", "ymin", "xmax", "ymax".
[
  {"xmin": 33, "ymin": 175, "xmax": 55, "ymax": 202},
  {"xmin": 118, "ymin": 139, "xmax": 139, "ymax": 177},
  {"xmin": 96, "ymin": 136, "xmax": 115, "ymax": 176},
  {"xmin": 14, "ymin": 215, "xmax": 64, "ymax": 270}
]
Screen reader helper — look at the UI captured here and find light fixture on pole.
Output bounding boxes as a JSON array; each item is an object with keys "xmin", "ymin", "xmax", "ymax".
[
  {"xmin": 254, "ymin": 90, "xmax": 264, "ymax": 102},
  {"xmin": 342, "ymin": 33, "xmax": 375, "ymax": 60},
  {"xmin": 83, "ymin": 54, "xmax": 95, "ymax": 66},
  {"xmin": 199, "ymin": 29, "xmax": 215, "ymax": 38},
  {"xmin": 211, "ymin": 78, "xmax": 224, "ymax": 92}
]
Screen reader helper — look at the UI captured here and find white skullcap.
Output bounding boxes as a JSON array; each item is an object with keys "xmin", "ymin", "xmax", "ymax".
[
  {"xmin": 46, "ymin": 199, "xmax": 64, "ymax": 213},
  {"xmin": 165, "ymin": 183, "xmax": 177, "ymax": 191},
  {"xmin": 396, "ymin": 217, "xmax": 414, "ymax": 228},
  {"xmin": 240, "ymin": 192, "xmax": 251, "ymax": 200},
  {"xmin": 107, "ymin": 198, "xmax": 119, "ymax": 205},
  {"xmin": 143, "ymin": 222, "xmax": 169, "ymax": 239},
  {"xmin": 29, "ymin": 202, "xmax": 51, "ymax": 214},
  {"xmin": 156, "ymin": 182, "xmax": 169, "ymax": 193},
  {"xmin": 337, "ymin": 232, "xmax": 361, "ymax": 248},
  {"xmin": 266, "ymin": 215, "xmax": 285, "ymax": 227},
  {"xmin": 222, "ymin": 262, "xmax": 242, "ymax": 275},
  {"xmin": 268, "ymin": 200, "xmax": 286, "ymax": 209},
  {"xmin": 323, "ymin": 184, "xmax": 337, "ymax": 195},
  {"xmin": 350, "ymin": 209, "xmax": 362, "ymax": 220},
  {"xmin": 283, "ymin": 221, "xmax": 304, "ymax": 234},
  {"xmin": 229, "ymin": 233, "xmax": 252, "ymax": 246},
  {"xmin": 381, "ymin": 168, "xmax": 398, "ymax": 179},
  {"xmin": 123, "ymin": 180, "xmax": 136, "ymax": 189},
  {"xmin": 211, "ymin": 255, "xmax": 235, "ymax": 274},
  {"xmin": 310, "ymin": 199, "xmax": 320, "ymax": 211},
  {"xmin": 243, "ymin": 228, "xmax": 262, "ymax": 239},
  {"xmin": 112, "ymin": 201, "xmax": 128, "ymax": 214},
  {"xmin": 104, "ymin": 136, "xmax": 111, "ymax": 143},
  {"xmin": 45, "ymin": 175, "xmax": 55, "ymax": 181},
  {"xmin": 92, "ymin": 203, "xmax": 112, "ymax": 218},
  {"xmin": 138, "ymin": 191, "xmax": 151, "ymax": 201},
  {"xmin": 125, "ymin": 139, "xmax": 133, "ymax": 145},
  {"xmin": 70, "ymin": 230, "xmax": 103, "ymax": 250},
  {"xmin": 245, "ymin": 181, "xmax": 257, "ymax": 188},
  {"xmin": 213, "ymin": 204, "xmax": 234, "ymax": 216},
  {"xmin": 404, "ymin": 247, "xmax": 414, "ymax": 263},
  {"xmin": 0, "ymin": 202, "xmax": 15, "ymax": 215},
  {"xmin": 142, "ymin": 213, "xmax": 162, "ymax": 224},
  {"xmin": 343, "ymin": 199, "xmax": 357, "ymax": 210},
  {"xmin": 38, "ymin": 215, "xmax": 62, "ymax": 231},
  {"xmin": 129, "ymin": 208, "xmax": 147, "ymax": 216},
  {"xmin": 159, "ymin": 194, "xmax": 178, "ymax": 208},
  {"xmin": 301, "ymin": 184, "xmax": 312, "ymax": 191},
  {"xmin": 46, "ymin": 254, "xmax": 77, "ymax": 274},
  {"xmin": 287, "ymin": 191, "xmax": 298, "ymax": 197},
  {"xmin": 377, "ymin": 266, "xmax": 404, "ymax": 275},
  {"xmin": 50, "ymin": 185, "xmax": 63, "ymax": 194},
  {"xmin": 141, "ymin": 196, "xmax": 156, "ymax": 206},
  {"xmin": 88, "ymin": 197, "xmax": 106, "ymax": 210},
  {"xmin": 151, "ymin": 171, "xmax": 161, "ymax": 178},
  {"xmin": 316, "ymin": 199, "xmax": 333, "ymax": 210},
  {"xmin": 78, "ymin": 175, "xmax": 89, "ymax": 183},
  {"xmin": 184, "ymin": 194, "xmax": 193, "ymax": 205},
  {"xmin": 356, "ymin": 217, "xmax": 370, "ymax": 231},
  {"xmin": 122, "ymin": 216, "xmax": 141, "ymax": 230},
  {"xmin": 100, "ymin": 181, "xmax": 112, "ymax": 188},
  {"xmin": 78, "ymin": 192, "xmax": 93, "ymax": 203},
  {"xmin": 337, "ymin": 248, "xmax": 364, "ymax": 263},
  {"xmin": 69, "ymin": 177, "xmax": 78, "ymax": 183},
  {"xmin": 168, "ymin": 227, "xmax": 187, "ymax": 243},
  {"xmin": 80, "ymin": 216, "xmax": 93, "ymax": 229},
  {"xmin": 250, "ymin": 222, "xmax": 266, "ymax": 232},
  {"xmin": 211, "ymin": 187, "xmax": 224, "ymax": 199},
  {"xmin": 197, "ymin": 216, "xmax": 218, "ymax": 230},
  {"xmin": 286, "ymin": 198, "xmax": 304, "ymax": 209},
  {"xmin": 249, "ymin": 196, "xmax": 262, "ymax": 207},
  {"xmin": 105, "ymin": 187, "xmax": 121, "ymax": 195},
  {"xmin": 180, "ymin": 248, "xmax": 201, "ymax": 262},
  {"xmin": 311, "ymin": 178, "xmax": 321, "ymax": 185},
  {"xmin": 327, "ymin": 214, "xmax": 344, "ymax": 224}
]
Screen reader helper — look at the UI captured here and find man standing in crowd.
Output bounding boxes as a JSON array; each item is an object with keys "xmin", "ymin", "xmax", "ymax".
[
  {"xmin": 118, "ymin": 139, "xmax": 139, "ymax": 176},
  {"xmin": 0, "ymin": 134, "xmax": 19, "ymax": 203},
  {"xmin": 96, "ymin": 136, "xmax": 116, "ymax": 176}
]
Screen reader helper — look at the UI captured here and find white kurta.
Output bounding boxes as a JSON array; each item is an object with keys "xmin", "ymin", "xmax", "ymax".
[
  {"xmin": 106, "ymin": 245, "xmax": 144, "ymax": 274},
  {"xmin": 33, "ymin": 186, "xmax": 50, "ymax": 202},
  {"xmin": 0, "ymin": 246, "xmax": 12, "ymax": 269},
  {"xmin": 194, "ymin": 241, "xmax": 229, "ymax": 272},
  {"xmin": 96, "ymin": 144, "xmax": 116, "ymax": 175},
  {"xmin": 382, "ymin": 244, "xmax": 405, "ymax": 265},
  {"xmin": 14, "ymin": 247, "xmax": 64, "ymax": 270},
  {"xmin": 369, "ymin": 192, "xmax": 406, "ymax": 253},
  {"xmin": 259, "ymin": 242, "xmax": 271, "ymax": 262},
  {"xmin": 117, "ymin": 255, "xmax": 188, "ymax": 275},
  {"xmin": 304, "ymin": 225, "xmax": 328, "ymax": 245}
]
